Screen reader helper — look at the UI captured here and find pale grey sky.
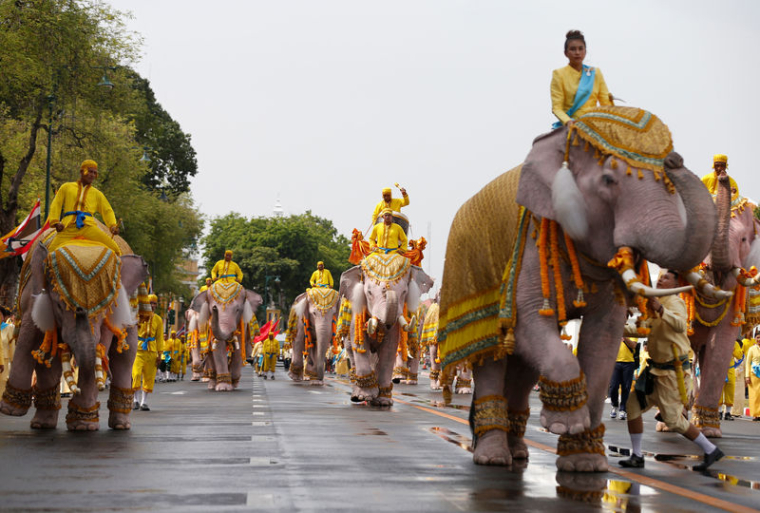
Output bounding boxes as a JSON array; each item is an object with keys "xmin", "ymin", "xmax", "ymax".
[{"xmin": 107, "ymin": 0, "xmax": 760, "ymax": 290}]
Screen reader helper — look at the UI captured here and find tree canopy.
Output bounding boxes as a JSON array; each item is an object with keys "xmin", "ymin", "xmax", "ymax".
[{"xmin": 201, "ymin": 212, "xmax": 351, "ymax": 312}]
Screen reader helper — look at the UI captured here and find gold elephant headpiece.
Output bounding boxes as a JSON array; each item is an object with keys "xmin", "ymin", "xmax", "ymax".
[{"xmin": 566, "ymin": 106, "xmax": 676, "ymax": 194}]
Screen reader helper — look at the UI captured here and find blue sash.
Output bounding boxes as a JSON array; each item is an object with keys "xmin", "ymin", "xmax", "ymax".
[
  {"xmin": 219, "ymin": 274, "xmax": 237, "ymax": 279},
  {"xmin": 63, "ymin": 210, "xmax": 93, "ymax": 229},
  {"xmin": 553, "ymin": 65, "xmax": 596, "ymax": 129},
  {"xmin": 315, "ymin": 283, "xmax": 329, "ymax": 288},
  {"xmin": 753, "ymin": 362, "xmax": 760, "ymax": 379},
  {"xmin": 138, "ymin": 336, "xmax": 155, "ymax": 351},
  {"xmin": 376, "ymin": 247, "xmax": 396, "ymax": 255}
]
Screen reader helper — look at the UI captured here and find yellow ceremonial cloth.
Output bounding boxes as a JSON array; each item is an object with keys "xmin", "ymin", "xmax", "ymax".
[
  {"xmin": 309, "ymin": 269, "xmax": 334, "ymax": 288},
  {"xmin": 262, "ymin": 337, "xmax": 280, "ymax": 372},
  {"xmin": 438, "ymin": 166, "xmax": 522, "ymax": 370},
  {"xmin": 550, "ymin": 65, "xmax": 612, "ymax": 125},
  {"xmin": 199, "ymin": 285, "xmax": 209, "ymax": 292},
  {"xmin": 132, "ymin": 352, "xmax": 157, "ymax": 392},
  {"xmin": 137, "ymin": 314, "xmax": 164, "ymax": 354},
  {"xmin": 46, "ymin": 181, "xmax": 121, "ymax": 255},
  {"xmin": 701, "ymin": 172, "xmax": 739, "ymax": 199},
  {"xmin": 745, "ymin": 344, "xmax": 760, "ymax": 416},
  {"xmin": 211, "ymin": 259, "xmax": 243, "ymax": 283},
  {"xmin": 369, "ymin": 222, "xmax": 408, "ymax": 252},
  {"xmin": 371, "ymin": 194, "xmax": 409, "ymax": 224}
]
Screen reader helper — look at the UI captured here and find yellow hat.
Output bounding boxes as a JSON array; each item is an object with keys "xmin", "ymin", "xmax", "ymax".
[
  {"xmin": 382, "ymin": 187, "xmax": 392, "ymax": 195},
  {"xmin": 225, "ymin": 249, "xmax": 233, "ymax": 256},
  {"xmin": 713, "ymin": 154, "xmax": 728, "ymax": 165},
  {"xmin": 317, "ymin": 261, "xmax": 324, "ymax": 266},
  {"xmin": 80, "ymin": 159, "xmax": 98, "ymax": 172},
  {"xmin": 381, "ymin": 208, "xmax": 393, "ymax": 216},
  {"xmin": 148, "ymin": 294, "xmax": 158, "ymax": 303},
  {"xmin": 205, "ymin": 277, "xmax": 212, "ymax": 283},
  {"xmin": 171, "ymin": 329, "xmax": 176, "ymax": 335}
]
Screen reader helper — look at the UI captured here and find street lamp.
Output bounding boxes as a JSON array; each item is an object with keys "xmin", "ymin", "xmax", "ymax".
[{"xmin": 264, "ymin": 274, "xmax": 281, "ymax": 308}]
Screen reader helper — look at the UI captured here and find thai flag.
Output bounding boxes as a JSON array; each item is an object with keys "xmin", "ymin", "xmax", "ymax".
[{"xmin": 0, "ymin": 199, "xmax": 49, "ymax": 260}]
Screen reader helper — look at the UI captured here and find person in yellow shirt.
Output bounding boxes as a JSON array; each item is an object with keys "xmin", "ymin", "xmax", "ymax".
[
  {"xmin": 199, "ymin": 277, "xmax": 212, "ymax": 292},
  {"xmin": 733, "ymin": 337, "xmax": 755, "ymax": 417},
  {"xmin": 261, "ymin": 333, "xmax": 280, "ymax": 380},
  {"xmin": 746, "ymin": 332, "xmax": 760, "ymax": 421},
  {"xmin": 162, "ymin": 330, "xmax": 180, "ymax": 382},
  {"xmin": 369, "ymin": 209, "xmax": 408, "ymax": 255},
  {"xmin": 550, "ymin": 30, "xmax": 613, "ymax": 128},
  {"xmin": 371, "ymin": 186, "xmax": 409, "ymax": 225},
  {"xmin": 720, "ymin": 339, "xmax": 745, "ymax": 421},
  {"xmin": 608, "ymin": 337, "xmax": 637, "ymax": 421},
  {"xmin": 132, "ymin": 293, "xmax": 164, "ymax": 411},
  {"xmin": 46, "ymin": 159, "xmax": 122, "ymax": 255},
  {"xmin": 701, "ymin": 154, "xmax": 739, "ymax": 200},
  {"xmin": 309, "ymin": 261, "xmax": 334, "ymax": 288},
  {"xmin": 211, "ymin": 250, "xmax": 243, "ymax": 284}
]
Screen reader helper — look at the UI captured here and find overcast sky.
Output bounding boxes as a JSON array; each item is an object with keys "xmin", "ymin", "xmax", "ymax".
[{"xmin": 106, "ymin": 0, "xmax": 760, "ymax": 291}]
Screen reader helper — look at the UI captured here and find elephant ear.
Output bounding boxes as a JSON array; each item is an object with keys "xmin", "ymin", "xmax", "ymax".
[
  {"xmin": 515, "ymin": 128, "xmax": 569, "ymax": 220},
  {"xmin": 119, "ymin": 255, "xmax": 149, "ymax": 296},
  {"xmin": 244, "ymin": 290, "xmax": 263, "ymax": 324},
  {"xmin": 339, "ymin": 266, "xmax": 362, "ymax": 300},
  {"xmin": 190, "ymin": 290, "xmax": 208, "ymax": 313}
]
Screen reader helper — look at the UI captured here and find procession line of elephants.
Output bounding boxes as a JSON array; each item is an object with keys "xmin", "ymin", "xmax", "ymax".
[{"xmin": 1, "ymin": 106, "xmax": 756, "ymax": 474}]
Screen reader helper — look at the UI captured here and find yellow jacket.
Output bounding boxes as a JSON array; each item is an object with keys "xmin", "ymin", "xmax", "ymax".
[
  {"xmin": 746, "ymin": 344, "xmax": 760, "ymax": 379},
  {"xmin": 137, "ymin": 314, "xmax": 164, "ymax": 353},
  {"xmin": 211, "ymin": 259, "xmax": 243, "ymax": 283},
  {"xmin": 550, "ymin": 65, "xmax": 613, "ymax": 125},
  {"xmin": 263, "ymin": 337, "xmax": 280, "ymax": 357},
  {"xmin": 701, "ymin": 172, "xmax": 739, "ymax": 199},
  {"xmin": 726, "ymin": 340, "xmax": 744, "ymax": 381},
  {"xmin": 309, "ymin": 269, "xmax": 334, "ymax": 288},
  {"xmin": 369, "ymin": 222, "xmax": 408, "ymax": 252},
  {"xmin": 371, "ymin": 194, "xmax": 409, "ymax": 224}
]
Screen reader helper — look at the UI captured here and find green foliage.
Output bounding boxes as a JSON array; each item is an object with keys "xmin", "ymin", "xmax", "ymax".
[{"xmin": 202, "ymin": 212, "xmax": 351, "ymax": 311}]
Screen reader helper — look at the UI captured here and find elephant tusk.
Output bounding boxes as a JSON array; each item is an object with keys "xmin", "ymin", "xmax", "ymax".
[
  {"xmin": 367, "ymin": 317, "xmax": 378, "ymax": 336},
  {"xmin": 621, "ymin": 269, "xmax": 693, "ymax": 297},
  {"xmin": 685, "ymin": 271, "xmax": 734, "ymax": 300},
  {"xmin": 732, "ymin": 267, "xmax": 760, "ymax": 287}
]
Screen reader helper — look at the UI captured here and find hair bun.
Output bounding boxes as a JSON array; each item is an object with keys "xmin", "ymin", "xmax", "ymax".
[{"xmin": 566, "ymin": 29, "xmax": 584, "ymax": 39}]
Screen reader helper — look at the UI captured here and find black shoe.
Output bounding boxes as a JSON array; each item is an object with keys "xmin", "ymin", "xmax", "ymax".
[
  {"xmin": 140, "ymin": 403, "xmax": 150, "ymax": 411},
  {"xmin": 719, "ymin": 411, "xmax": 724, "ymax": 420},
  {"xmin": 619, "ymin": 454, "xmax": 645, "ymax": 468},
  {"xmin": 133, "ymin": 401, "xmax": 140, "ymax": 410},
  {"xmin": 654, "ymin": 411, "xmax": 663, "ymax": 422},
  {"xmin": 724, "ymin": 413, "xmax": 733, "ymax": 421},
  {"xmin": 693, "ymin": 447, "xmax": 724, "ymax": 471},
  {"xmin": 753, "ymin": 417, "xmax": 760, "ymax": 422}
]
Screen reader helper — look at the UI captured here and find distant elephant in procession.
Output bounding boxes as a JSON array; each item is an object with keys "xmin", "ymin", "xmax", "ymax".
[
  {"xmin": 339, "ymin": 252, "xmax": 434, "ymax": 406},
  {"xmin": 286, "ymin": 287, "xmax": 341, "ymax": 385},
  {"xmin": 683, "ymin": 174, "xmax": 760, "ymax": 436},
  {"xmin": 0, "ymin": 227, "xmax": 148, "ymax": 431},
  {"xmin": 391, "ymin": 301, "xmax": 428, "ymax": 385},
  {"xmin": 185, "ymin": 308, "xmax": 211, "ymax": 381},
  {"xmin": 437, "ymin": 107, "xmax": 718, "ymax": 471},
  {"xmin": 190, "ymin": 281, "xmax": 262, "ymax": 391}
]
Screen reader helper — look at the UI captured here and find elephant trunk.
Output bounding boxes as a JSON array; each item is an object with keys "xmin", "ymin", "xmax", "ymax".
[
  {"xmin": 210, "ymin": 306, "xmax": 231, "ymax": 347},
  {"xmin": 383, "ymin": 290, "xmax": 398, "ymax": 328},
  {"xmin": 710, "ymin": 175, "xmax": 733, "ymax": 271},
  {"xmin": 67, "ymin": 311, "xmax": 97, "ymax": 394},
  {"xmin": 658, "ymin": 162, "xmax": 718, "ymax": 271}
]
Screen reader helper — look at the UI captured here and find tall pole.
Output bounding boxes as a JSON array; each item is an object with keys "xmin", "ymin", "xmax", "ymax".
[{"xmin": 44, "ymin": 94, "xmax": 55, "ymax": 219}]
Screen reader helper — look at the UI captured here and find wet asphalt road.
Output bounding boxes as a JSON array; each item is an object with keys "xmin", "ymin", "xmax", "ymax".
[{"xmin": 1, "ymin": 364, "xmax": 759, "ymax": 512}]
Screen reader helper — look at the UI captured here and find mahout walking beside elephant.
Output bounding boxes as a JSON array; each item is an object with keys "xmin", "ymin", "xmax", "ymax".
[{"xmin": 438, "ymin": 106, "xmax": 718, "ymax": 471}]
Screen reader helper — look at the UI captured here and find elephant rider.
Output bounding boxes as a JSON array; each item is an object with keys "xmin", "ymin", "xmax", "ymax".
[
  {"xmin": 261, "ymin": 333, "xmax": 280, "ymax": 380},
  {"xmin": 309, "ymin": 261, "xmax": 334, "ymax": 289},
  {"xmin": 369, "ymin": 208, "xmax": 408, "ymax": 255},
  {"xmin": 371, "ymin": 186, "xmax": 409, "ymax": 225},
  {"xmin": 46, "ymin": 159, "xmax": 122, "ymax": 256},
  {"xmin": 551, "ymin": 29, "xmax": 613, "ymax": 129},
  {"xmin": 620, "ymin": 269, "xmax": 724, "ymax": 471},
  {"xmin": 211, "ymin": 250, "xmax": 243, "ymax": 284},
  {"xmin": 701, "ymin": 154, "xmax": 739, "ymax": 200},
  {"xmin": 132, "ymin": 293, "xmax": 164, "ymax": 411},
  {"xmin": 199, "ymin": 277, "xmax": 212, "ymax": 292}
]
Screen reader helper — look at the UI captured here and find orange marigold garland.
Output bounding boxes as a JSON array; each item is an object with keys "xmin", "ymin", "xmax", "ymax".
[
  {"xmin": 564, "ymin": 233, "xmax": 586, "ymax": 308},
  {"xmin": 538, "ymin": 218, "xmax": 554, "ymax": 316},
  {"xmin": 353, "ymin": 308, "xmax": 367, "ymax": 353},
  {"xmin": 731, "ymin": 284, "xmax": 746, "ymax": 327},
  {"xmin": 549, "ymin": 221, "xmax": 567, "ymax": 325}
]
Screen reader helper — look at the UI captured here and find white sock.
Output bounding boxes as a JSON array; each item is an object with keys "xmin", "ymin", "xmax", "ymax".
[
  {"xmin": 139, "ymin": 390, "xmax": 146, "ymax": 405},
  {"xmin": 693, "ymin": 433, "xmax": 716, "ymax": 454},
  {"xmin": 630, "ymin": 433, "xmax": 643, "ymax": 457}
]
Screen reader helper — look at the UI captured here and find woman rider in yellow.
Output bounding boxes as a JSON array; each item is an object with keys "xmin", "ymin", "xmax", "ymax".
[
  {"xmin": 46, "ymin": 160, "xmax": 122, "ymax": 255},
  {"xmin": 369, "ymin": 209, "xmax": 408, "ymax": 254},
  {"xmin": 551, "ymin": 30, "xmax": 614, "ymax": 128}
]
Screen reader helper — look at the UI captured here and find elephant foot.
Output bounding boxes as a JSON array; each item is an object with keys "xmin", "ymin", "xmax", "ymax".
[
  {"xmin": 0, "ymin": 400, "xmax": 30, "ymax": 417},
  {"xmin": 190, "ymin": 372, "xmax": 201, "ymax": 381},
  {"xmin": 288, "ymin": 371, "xmax": 303, "ymax": 382},
  {"xmin": 540, "ymin": 404, "xmax": 590, "ymax": 435},
  {"xmin": 207, "ymin": 379, "xmax": 217, "ymax": 390},
  {"xmin": 456, "ymin": 387, "xmax": 473, "ymax": 394},
  {"xmin": 201, "ymin": 377, "xmax": 210, "ymax": 383},
  {"xmin": 108, "ymin": 411, "xmax": 132, "ymax": 430},
  {"xmin": 473, "ymin": 430, "xmax": 511, "ymax": 466},
  {"xmin": 555, "ymin": 452, "xmax": 608, "ymax": 472},
  {"xmin": 215, "ymin": 382, "xmax": 234, "ymax": 392},
  {"xmin": 401, "ymin": 379, "xmax": 418, "ymax": 385},
  {"xmin": 65, "ymin": 401, "xmax": 100, "ymax": 431},
  {"xmin": 30, "ymin": 409, "xmax": 59, "ymax": 429},
  {"xmin": 700, "ymin": 426, "xmax": 723, "ymax": 438},
  {"xmin": 310, "ymin": 380, "xmax": 324, "ymax": 386},
  {"xmin": 508, "ymin": 435, "xmax": 529, "ymax": 460},
  {"xmin": 429, "ymin": 382, "xmax": 442, "ymax": 391},
  {"xmin": 67, "ymin": 420, "xmax": 100, "ymax": 431},
  {"xmin": 350, "ymin": 385, "xmax": 378, "ymax": 403}
]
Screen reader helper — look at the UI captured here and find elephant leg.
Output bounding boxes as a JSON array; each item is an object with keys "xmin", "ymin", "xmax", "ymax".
[
  {"xmin": 30, "ymin": 358, "xmax": 63, "ymax": 429},
  {"xmin": 692, "ymin": 322, "xmax": 738, "ymax": 437},
  {"xmin": 350, "ymin": 334, "xmax": 378, "ymax": 403},
  {"xmin": 67, "ymin": 363, "xmax": 100, "ymax": 432},
  {"xmin": 392, "ymin": 351, "xmax": 406, "ymax": 383},
  {"xmin": 503, "ymin": 354, "xmax": 538, "ymax": 460},
  {"xmin": 405, "ymin": 356, "xmax": 419, "ymax": 385},
  {"xmin": 289, "ymin": 329, "xmax": 305, "ymax": 381},
  {"xmin": 0, "ymin": 321, "xmax": 42, "ymax": 416},
  {"xmin": 205, "ymin": 353, "xmax": 217, "ymax": 389},
  {"xmin": 471, "ymin": 356, "xmax": 511, "ymax": 466},
  {"xmin": 371, "ymin": 333, "xmax": 400, "ymax": 407},
  {"xmin": 429, "ymin": 345, "xmax": 442, "ymax": 390},
  {"xmin": 190, "ymin": 347, "xmax": 202, "ymax": 381},
  {"xmin": 555, "ymin": 303, "xmax": 626, "ymax": 472},
  {"xmin": 213, "ymin": 346, "xmax": 233, "ymax": 392},
  {"xmin": 107, "ymin": 329, "xmax": 137, "ymax": 430},
  {"xmin": 230, "ymin": 349, "xmax": 242, "ymax": 389},
  {"xmin": 456, "ymin": 366, "xmax": 473, "ymax": 394}
]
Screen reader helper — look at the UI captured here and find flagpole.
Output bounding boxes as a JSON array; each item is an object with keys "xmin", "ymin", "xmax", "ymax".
[{"xmin": 44, "ymin": 94, "xmax": 54, "ymax": 220}]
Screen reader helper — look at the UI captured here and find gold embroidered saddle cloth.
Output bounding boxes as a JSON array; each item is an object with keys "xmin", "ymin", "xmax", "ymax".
[
  {"xmin": 210, "ymin": 280, "xmax": 243, "ymax": 309},
  {"xmin": 306, "ymin": 287, "xmax": 339, "ymax": 312},
  {"xmin": 361, "ymin": 252, "xmax": 411, "ymax": 285}
]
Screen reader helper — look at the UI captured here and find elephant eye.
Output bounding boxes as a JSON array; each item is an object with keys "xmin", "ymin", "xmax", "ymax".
[
  {"xmin": 742, "ymin": 237, "xmax": 747, "ymax": 242},
  {"xmin": 602, "ymin": 173, "xmax": 617, "ymax": 186}
]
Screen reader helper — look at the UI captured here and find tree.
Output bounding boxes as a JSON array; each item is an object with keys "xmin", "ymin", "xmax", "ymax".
[{"xmin": 202, "ymin": 212, "xmax": 351, "ymax": 313}]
